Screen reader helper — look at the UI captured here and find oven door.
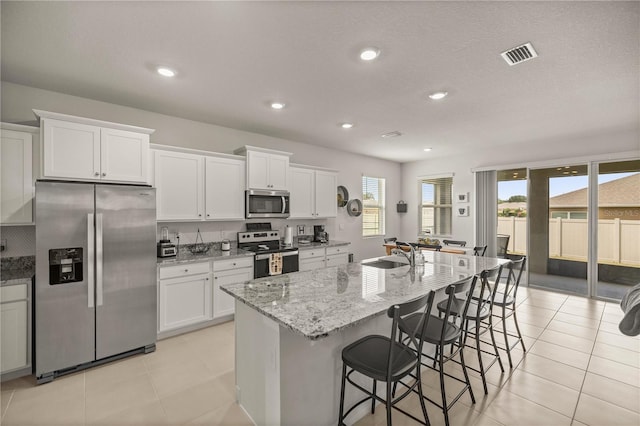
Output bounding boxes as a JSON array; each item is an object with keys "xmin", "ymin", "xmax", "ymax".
[
  {"xmin": 246, "ymin": 190, "xmax": 290, "ymax": 219},
  {"xmin": 254, "ymin": 251, "xmax": 299, "ymax": 278}
]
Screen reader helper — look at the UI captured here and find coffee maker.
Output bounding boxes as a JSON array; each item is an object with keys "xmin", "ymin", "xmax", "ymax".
[{"xmin": 313, "ymin": 225, "xmax": 329, "ymax": 243}]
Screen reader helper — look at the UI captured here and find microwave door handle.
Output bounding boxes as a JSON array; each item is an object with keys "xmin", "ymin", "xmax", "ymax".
[{"xmin": 282, "ymin": 196, "xmax": 287, "ymax": 214}]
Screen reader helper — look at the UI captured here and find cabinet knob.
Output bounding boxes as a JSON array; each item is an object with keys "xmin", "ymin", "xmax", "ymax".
[
  {"xmin": 198, "ymin": 214, "xmax": 202, "ymax": 217},
  {"xmin": 184, "ymin": 269, "xmax": 189, "ymax": 272},
  {"xmin": 102, "ymin": 173, "xmax": 106, "ymax": 177},
  {"xmin": 94, "ymin": 172, "xmax": 100, "ymax": 176},
  {"xmin": 206, "ymin": 277, "xmax": 209, "ymax": 281},
  {"xmin": 233, "ymin": 262, "xmax": 236, "ymax": 266},
  {"xmin": 207, "ymin": 214, "xmax": 210, "ymax": 217},
  {"xmin": 214, "ymin": 277, "xmax": 218, "ymax": 279}
]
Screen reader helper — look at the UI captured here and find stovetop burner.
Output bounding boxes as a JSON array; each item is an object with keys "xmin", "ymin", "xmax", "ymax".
[{"xmin": 237, "ymin": 230, "xmax": 298, "ymax": 254}]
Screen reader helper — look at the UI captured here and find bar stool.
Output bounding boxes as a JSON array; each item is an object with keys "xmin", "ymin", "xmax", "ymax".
[
  {"xmin": 492, "ymin": 256, "xmax": 527, "ymax": 368},
  {"xmin": 473, "ymin": 245, "xmax": 487, "ymax": 256},
  {"xmin": 397, "ymin": 276, "xmax": 478, "ymax": 426},
  {"xmin": 338, "ymin": 291, "xmax": 435, "ymax": 426},
  {"xmin": 437, "ymin": 265, "xmax": 505, "ymax": 394}
]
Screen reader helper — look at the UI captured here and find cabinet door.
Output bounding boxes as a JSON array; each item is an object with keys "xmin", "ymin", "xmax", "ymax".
[
  {"xmin": 289, "ymin": 167, "xmax": 315, "ymax": 218},
  {"xmin": 268, "ymin": 154, "xmax": 289, "ymax": 190},
  {"xmin": 213, "ymin": 267, "xmax": 253, "ymax": 318},
  {"xmin": 1, "ymin": 300, "xmax": 28, "ymax": 373},
  {"xmin": 154, "ymin": 150, "xmax": 205, "ymax": 220},
  {"xmin": 314, "ymin": 171, "xmax": 338, "ymax": 218},
  {"xmin": 1, "ymin": 130, "xmax": 33, "ymax": 224},
  {"xmin": 205, "ymin": 157, "xmax": 245, "ymax": 220},
  {"xmin": 299, "ymin": 258, "xmax": 326, "ymax": 272},
  {"xmin": 42, "ymin": 118, "xmax": 101, "ymax": 180},
  {"xmin": 158, "ymin": 274, "xmax": 212, "ymax": 332},
  {"xmin": 246, "ymin": 150, "xmax": 270, "ymax": 189},
  {"xmin": 326, "ymin": 253, "xmax": 349, "ymax": 268},
  {"xmin": 100, "ymin": 128, "xmax": 149, "ymax": 183}
]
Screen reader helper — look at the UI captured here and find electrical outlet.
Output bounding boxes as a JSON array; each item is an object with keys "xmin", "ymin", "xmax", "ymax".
[{"xmin": 0, "ymin": 239, "xmax": 6, "ymax": 251}]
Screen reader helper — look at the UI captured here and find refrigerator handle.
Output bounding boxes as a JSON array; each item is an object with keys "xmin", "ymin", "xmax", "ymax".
[
  {"xmin": 96, "ymin": 213, "xmax": 104, "ymax": 307},
  {"xmin": 87, "ymin": 213, "xmax": 95, "ymax": 308}
]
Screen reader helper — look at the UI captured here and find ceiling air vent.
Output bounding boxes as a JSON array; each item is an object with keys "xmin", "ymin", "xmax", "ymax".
[
  {"xmin": 381, "ymin": 131, "xmax": 402, "ymax": 138},
  {"xmin": 501, "ymin": 42, "xmax": 538, "ymax": 66}
]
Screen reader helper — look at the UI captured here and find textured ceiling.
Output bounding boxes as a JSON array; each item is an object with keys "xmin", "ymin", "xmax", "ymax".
[{"xmin": 2, "ymin": 1, "xmax": 639, "ymax": 163}]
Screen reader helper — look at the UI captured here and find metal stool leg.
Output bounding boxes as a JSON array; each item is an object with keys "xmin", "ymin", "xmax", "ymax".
[{"xmin": 338, "ymin": 364, "xmax": 347, "ymax": 425}]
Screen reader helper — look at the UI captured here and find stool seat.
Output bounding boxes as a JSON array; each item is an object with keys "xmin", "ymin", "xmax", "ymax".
[
  {"xmin": 342, "ymin": 335, "xmax": 417, "ymax": 382},
  {"xmin": 436, "ymin": 299, "xmax": 490, "ymax": 321},
  {"xmin": 400, "ymin": 314, "xmax": 461, "ymax": 345}
]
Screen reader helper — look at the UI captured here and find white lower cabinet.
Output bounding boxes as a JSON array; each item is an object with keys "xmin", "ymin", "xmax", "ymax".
[
  {"xmin": 1, "ymin": 283, "xmax": 30, "ymax": 375},
  {"xmin": 158, "ymin": 262, "xmax": 212, "ymax": 332},
  {"xmin": 326, "ymin": 245, "xmax": 349, "ymax": 267},
  {"xmin": 213, "ymin": 257, "xmax": 253, "ymax": 318},
  {"xmin": 299, "ymin": 248, "xmax": 326, "ymax": 272}
]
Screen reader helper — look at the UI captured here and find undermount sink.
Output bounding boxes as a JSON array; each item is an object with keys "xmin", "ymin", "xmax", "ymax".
[{"xmin": 361, "ymin": 259, "xmax": 410, "ymax": 269}]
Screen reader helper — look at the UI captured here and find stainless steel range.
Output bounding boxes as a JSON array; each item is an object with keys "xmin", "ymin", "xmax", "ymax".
[{"xmin": 238, "ymin": 223, "xmax": 299, "ymax": 278}]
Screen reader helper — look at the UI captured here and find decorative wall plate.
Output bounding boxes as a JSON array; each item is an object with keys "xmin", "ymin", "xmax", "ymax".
[
  {"xmin": 337, "ymin": 185, "xmax": 349, "ymax": 207},
  {"xmin": 347, "ymin": 199, "xmax": 362, "ymax": 217}
]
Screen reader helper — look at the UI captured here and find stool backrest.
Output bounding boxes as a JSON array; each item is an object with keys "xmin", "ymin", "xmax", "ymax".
[
  {"xmin": 386, "ymin": 291, "xmax": 435, "ymax": 380},
  {"xmin": 477, "ymin": 264, "xmax": 504, "ymax": 310},
  {"xmin": 473, "ymin": 245, "xmax": 487, "ymax": 256},
  {"xmin": 439, "ymin": 275, "xmax": 478, "ymax": 341},
  {"xmin": 498, "ymin": 256, "xmax": 526, "ymax": 304}
]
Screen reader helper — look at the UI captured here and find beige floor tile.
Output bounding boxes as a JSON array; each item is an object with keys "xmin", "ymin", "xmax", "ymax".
[
  {"xmin": 553, "ymin": 312, "xmax": 601, "ymax": 329},
  {"xmin": 85, "ymin": 372, "xmax": 159, "ymax": 423},
  {"xmin": 472, "ymin": 413, "xmax": 506, "ymax": 426},
  {"xmin": 596, "ymin": 329, "xmax": 640, "ymax": 352},
  {"xmin": 90, "ymin": 400, "xmax": 169, "ymax": 425},
  {"xmin": 482, "ymin": 388, "xmax": 572, "ymax": 426},
  {"xmin": 1, "ymin": 390, "xmax": 14, "ymax": 421},
  {"xmin": 517, "ymin": 352, "xmax": 586, "ymax": 391},
  {"xmin": 547, "ymin": 318, "xmax": 599, "ymax": 340},
  {"xmin": 85, "ymin": 355, "xmax": 148, "ymax": 391},
  {"xmin": 503, "ymin": 369, "xmax": 580, "ymax": 417},
  {"xmin": 564, "ymin": 296, "xmax": 606, "ymax": 308},
  {"xmin": 143, "ymin": 335, "xmax": 196, "ymax": 372},
  {"xmin": 587, "ymin": 356, "xmax": 640, "ymax": 388},
  {"xmin": 3, "ymin": 373, "xmax": 85, "ymax": 425},
  {"xmin": 558, "ymin": 303, "xmax": 604, "ymax": 320},
  {"xmin": 160, "ymin": 376, "xmax": 235, "ymax": 424},
  {"xmin": 528, "ymin": 340, "xmax": 591, "ymax": 370},
  {"xmin": 186, "ymin": 402, "xmax": 253, "ymax": 425},
  {"xmin": 147, "ymin": 356, "xmax": 216, "ymax": 398},
  {"xmin": 516, "ymin": 304, "xmax": 558, "ymax": 319},
  {"xmin": 581, "ymin": 372, "xmax": 640, "ymax": 413},
  {"xmin": 501, "ymin": 318, "xmax": 545, "ymax": 339},
  {"xmin": 572, "ymin": 420, "xmax": 589, "ymax": 426},
  {"xmin": 574, "ymin": 393, "xmax": 640, "ymax": 426},
  {"xmin": 538, "ymin": 329, "xmax": 595, "ymax": 354},
  {"xmin": 600, "ymin": 309, "xmax": 625, "ymax": 325},
  {"xmin": 597, "ymin": 319, "xmax": 634, "ymax": 336},
  {"xmin": 591, "ymin": 341, "xmax": 639, "ymax": 368}
]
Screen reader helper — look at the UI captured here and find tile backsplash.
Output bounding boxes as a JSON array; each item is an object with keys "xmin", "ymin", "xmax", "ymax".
[{"xmin": 0, "ymin": 226, "xmax": 35, "ymax": 258}]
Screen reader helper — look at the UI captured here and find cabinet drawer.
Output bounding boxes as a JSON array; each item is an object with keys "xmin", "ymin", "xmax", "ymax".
[
  {"xmin": 0, "ymin": 284, "xmax": 28, "ymax": 303},
  {"xmin": 159, "ymin": 261, "xmax": 210, "ymax": 280},
  {"xmin": 326, "ymin": 253, "xmax": 349, "ymax": 267},
  {"xmin": 326, "ymin": 246, "xmax": 348, "ymax": 256},
  {"xmin": 213, "ymin": 256, "xmax": 253, "ymax": 271},
  {"xmin": 299, "ymin": 248, "xmax": 325, "ymax": 260}
]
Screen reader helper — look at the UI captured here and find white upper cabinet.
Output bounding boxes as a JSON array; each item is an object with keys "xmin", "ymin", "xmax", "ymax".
[
  {"xmin": 34, "ymin": 110, "xmax": 153, "ymax": 184},
  {"xmin": 154, "ymin": 150, "xmax": 205, "ymax": 221},
  {"xmin": 289, "ymin": 165, "xmax": 338, "ymax": 219},
  {"xmin": 154, "ymin": 146, "xmax": 246, "ymax": 222},
  {"xmin": 235, "ymin": 146, "xmax": 291, "ymax": 191},
  {"xmin": 205, "ymin": 156, "xmax": 245, "ymax": 220},
  {"xmin": 0, "ymin": 125, "xmax": 35, "ymax": 225}
]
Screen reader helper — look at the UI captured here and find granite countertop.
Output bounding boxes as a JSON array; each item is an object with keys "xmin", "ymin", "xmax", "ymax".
[
  {"xmin": 221, "ymin": 251, "xmax": 509, "ymax": 340},
  {"xmin": 1, "ymin": 256, "xmax": 35, "ymax": 286},
  {"xmin": 294, "ymin": 240, "xmax": 350, "ymax": 250},
  {"xmin": 157, "ymin": 248, "xmax": 253, "ymax": 266}
]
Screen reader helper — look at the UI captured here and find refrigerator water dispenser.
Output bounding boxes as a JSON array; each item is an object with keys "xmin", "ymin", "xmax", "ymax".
[{"xmin": 49, "ymin": 248, "xmax": 83, "ymax": 284}]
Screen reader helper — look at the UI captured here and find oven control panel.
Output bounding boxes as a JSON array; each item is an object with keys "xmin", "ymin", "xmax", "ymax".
[{"xmin": 238, "ymin": 231, "xmax": 280, "ymax": 243}]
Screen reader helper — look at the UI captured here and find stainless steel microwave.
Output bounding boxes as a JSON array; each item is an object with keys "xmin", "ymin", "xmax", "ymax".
[{"xmin": 245, "ymin": 189, "xmax": 290, "ymax": 218}]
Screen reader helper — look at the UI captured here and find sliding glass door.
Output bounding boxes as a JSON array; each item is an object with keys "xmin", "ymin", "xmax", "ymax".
[
  {"xmin": 596, "ymin": 160, "xmax": 640, "ymax": 299},
  {"xmin": 528, "ymin": 164, "xmax": 589, "ymax": 295}
]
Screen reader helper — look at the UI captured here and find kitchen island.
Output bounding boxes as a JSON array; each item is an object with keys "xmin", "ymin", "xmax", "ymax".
[{"xmin": 221, "ymin": 252, "xmax": 509, "ymax": 425}]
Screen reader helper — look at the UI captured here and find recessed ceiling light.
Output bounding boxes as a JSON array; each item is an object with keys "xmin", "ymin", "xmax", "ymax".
[
  {"xmin": 157, "ymin": 67, "xmax": 176, "ymax": 77},
  {"xmin": 340, "ymin": 123, "xmax": 354, "ymax": 129},
  {"xmin": 423, "ymin": 148, "xmax": 432, "ymax": 152},
  {"xmin": 270, "ymin": 102, "xmax": 286, "ymax": 110},
  {"xmin": 428, "ymin": 91, "xmax": 448, "ymax": 100},
  {"xmin": 359, "ymin": 48, "xmax": 380, "ymax": 61}
]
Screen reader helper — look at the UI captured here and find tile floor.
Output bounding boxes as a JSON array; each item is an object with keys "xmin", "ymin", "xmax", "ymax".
[{"xmin": 1, "ymin": 286, "xmax": 639, "ymax": 425}]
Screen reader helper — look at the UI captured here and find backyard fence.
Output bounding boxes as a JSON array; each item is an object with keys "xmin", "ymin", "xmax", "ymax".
[{"xmin": 497, "ymin": 217, "xmax": 640, "ymax": 266}]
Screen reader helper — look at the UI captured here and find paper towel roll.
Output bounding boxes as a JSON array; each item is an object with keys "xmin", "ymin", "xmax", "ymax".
[{"xmin": 284, "ymin": 226, "xmax": 293, "ymax": 245}]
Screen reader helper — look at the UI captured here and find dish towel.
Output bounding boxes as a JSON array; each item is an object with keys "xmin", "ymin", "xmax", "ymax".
[
  {"xmin": 269, "ymin": 253, "xmax": 283, "ymax": 276},
  {"xmin": 619, "ymin": 283, "xmax": 640, "ymax": 336}
]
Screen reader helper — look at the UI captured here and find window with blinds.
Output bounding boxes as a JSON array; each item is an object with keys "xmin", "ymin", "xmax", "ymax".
[
  {"xmin": 420, "ymin": 176, "xmax": 452, "ymax": 235},
  {"xmin": 362, "ymin": 176, "xmax": 385, "ymax": 237}
]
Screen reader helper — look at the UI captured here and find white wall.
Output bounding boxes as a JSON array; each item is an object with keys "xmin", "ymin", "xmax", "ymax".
[
  {"xmin": 400, "ymin": 129, "xmax": 639, "ymax": 247},
  {"xmin": 1, "ymin": 82, "xmax": 402, "ymax": 261}
]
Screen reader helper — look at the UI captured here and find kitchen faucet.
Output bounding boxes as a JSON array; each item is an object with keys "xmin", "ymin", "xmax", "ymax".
[{"xmin": 392, "ymin": 241, "xmax": 415, "ymax": 267}]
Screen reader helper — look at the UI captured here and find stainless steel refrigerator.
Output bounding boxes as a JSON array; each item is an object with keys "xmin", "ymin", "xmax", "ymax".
[{"xmin": 35, "ymin": 181, "xmax": 157, "ymax": 384}]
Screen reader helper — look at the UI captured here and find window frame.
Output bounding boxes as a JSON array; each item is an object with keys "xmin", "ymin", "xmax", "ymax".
[
  {"xmin": 362, "ymin": 175, "xmax": 386, "ymax": 237},
  {"xmin": 418, "ymin": 175, "xmax": 453, "ymax": 236}
]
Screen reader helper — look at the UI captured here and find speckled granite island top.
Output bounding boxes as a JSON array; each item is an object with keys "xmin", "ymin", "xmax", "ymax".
[{"xmin": 221, "ymin": 251, "xmax": 509, "ymax": 340}]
